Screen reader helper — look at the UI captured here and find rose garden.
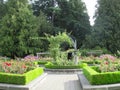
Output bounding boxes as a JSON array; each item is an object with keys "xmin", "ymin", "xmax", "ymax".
[{"xmin": 0, "ymin": 0, "xmax": 120, "ymax": 90}]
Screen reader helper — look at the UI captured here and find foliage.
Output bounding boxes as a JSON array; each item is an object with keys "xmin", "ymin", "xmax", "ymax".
[
  {"xmin": 99, "ymin": 54, "xmax": 116, "ymax": 72},
  {"xmin": 36, "ymin": 11, "xmax": 54, "ymax": 51},
  {"xmin": 0, "ymin": 0, "xmax": 7, "ymax": 20},
  {"xmin": 83, "ymin": 66, "xmax": 120, "ymax": 85},
  {"xmin": 115, "ymin": 50, "xmax": 120, "ymax": 57},
  {"xmin": 86, "ymin": 0, "xmax": 120, "ymax": 54},
  {"xmin": 0, "ymin": 67, "xmax": 43, "ymax": 85},
  {"xmin": 79, "ymin": 63, "xmax": 87, "ymax": 68},
  {"xmin": 45, "ymin": 62, "xmax": 84, "ymax": 69},
  {"xmin": 80, "ymin": 60, "xmax": 100, "ymax": 65},
  {"xmin": 46, "ymin": 32, "xmax": 72, "ymax": 61},
  {"xmin": 80, "ymin": 47, "xmax": 110, "ymax": 56},
  {"xmin": 0, "ymin": 0, "xmax": 40, "ymax": 58},
  {"xmin": 36, "ymin": 61, "xmax": 48, "ymax": 65},
  {"xmin": 32, "ymin": 0, "xmax": 91, "ymax": 48}
]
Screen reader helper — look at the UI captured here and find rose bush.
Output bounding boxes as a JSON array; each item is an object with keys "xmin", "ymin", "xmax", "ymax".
[
  {"xmin": 99, "ymin": 54, "xmax": 116, "ymax": 72},
  {"xmin": 0, "ymin": 60, "xmax": 38, "ymax": 74}
]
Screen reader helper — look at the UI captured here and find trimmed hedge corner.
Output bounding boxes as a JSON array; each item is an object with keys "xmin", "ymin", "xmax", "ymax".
[
  {"xmin": 45, "ymin": 62, "xmax": 87, "ymax": 69},
  {"xmin": 0, "ymin": 67, "xmax": 44, "ymax": 85},
  {"xmin": 83, "ymin": 66, "xmax": 120, "ymax": 85}
]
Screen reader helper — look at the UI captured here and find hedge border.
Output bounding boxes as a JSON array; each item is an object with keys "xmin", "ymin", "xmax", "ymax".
[
  {"xmin": 45, "ymin": 62, "xmax": 87, "ymax": 69},
  {"xmin": 80, "ymin": 60, "xmax": 101, "ymax": 64},
  {"xmin": 0, "ymin": 67, "xmax": 44, "ymax": 85},
  {"xmin": 83, "ymin": 66, "xmax": 120, "ymax": 85}
]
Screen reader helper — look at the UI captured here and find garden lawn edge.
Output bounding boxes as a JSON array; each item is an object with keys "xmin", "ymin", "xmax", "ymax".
[
  {"xmin": 83, "ymin": 66, "xmax": 120, "ymax": 85},
  {"xmin": 0, "ymin": 67, "xmax": 44, "ymax": 85}
]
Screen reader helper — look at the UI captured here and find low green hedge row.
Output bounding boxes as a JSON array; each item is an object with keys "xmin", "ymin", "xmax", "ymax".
[
  {"xmin": 83, "ymin": 66, "xmax": 120, "ymax": 85},
  {"xmin": 80, "ymin": 60, "xmax": 101, "ymax": 64},
  {"xmin": 45, "ymin": 62, "xmax": 87, "ymax": 69},
  {"xmin": 0, "ymin": 67, "xmax": 44, "ymax": 85},
  {"xmin": 36, "ymin": 61, "xmax": 48, "ymax": 65}
]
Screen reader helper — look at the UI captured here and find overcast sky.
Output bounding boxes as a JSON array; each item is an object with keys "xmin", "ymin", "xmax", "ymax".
[{"xmin": 83, "ymin": 0, "xmax": 97, "ymax": 25}]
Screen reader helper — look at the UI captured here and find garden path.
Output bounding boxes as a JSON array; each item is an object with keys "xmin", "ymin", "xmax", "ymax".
[{"xmin": 37, "ymin": 74, "xmax": 82, "ymax": 90}]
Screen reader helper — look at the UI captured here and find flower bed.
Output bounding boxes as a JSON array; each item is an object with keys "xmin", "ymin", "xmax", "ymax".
[
  {"xmin": 0, "ymin": 60, "xmax": 44, "ymax": 85},
  {"xmin": 0, "ymin": 67, "xmax": 43, "ymax": 85},
  {"xmin": 83, "ymin": 66, "xmax": 120, "ymax": 85}
]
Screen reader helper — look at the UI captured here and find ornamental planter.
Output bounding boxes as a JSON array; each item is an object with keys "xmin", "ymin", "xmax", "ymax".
[
  {"xmin": 83, "ymin": 66, "xmax": 120, "ymax": 85},
  {"xmin": 0, "ymin": 67, "xmax": 44, "ymax": 85}
]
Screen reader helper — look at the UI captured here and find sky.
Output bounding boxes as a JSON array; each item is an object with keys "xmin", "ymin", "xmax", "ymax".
[{"xmin": 83, "ymin": 0, "xmax": 97, "ymax": 25}]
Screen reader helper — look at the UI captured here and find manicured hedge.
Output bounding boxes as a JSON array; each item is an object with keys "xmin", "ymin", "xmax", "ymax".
[
  {"xmin": 45, "ymin": 62, "xmax": 87, "ymax": 69},
  {"xmin": 0, "ymin": 67, "xmax": 44, "ymax": 85},
  {"xmin": 80, "ymin": 60, "xmax": 101, "ymax": 64},
  {"xmin": 83, "ymin": 66, "xmax": 120, "ymax": 85},
  {"xmin": 36, "ymin": 61, "xmax": 48, "ymax": 65}
]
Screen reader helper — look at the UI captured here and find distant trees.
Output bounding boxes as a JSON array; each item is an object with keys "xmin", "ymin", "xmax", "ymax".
[
  {"xmin": 0, "ymin": 0, "xmax": 7, "ymax": 20},
  {"xmin": 85, "ymin": 0, "xmax": 120, "ymax": 54},
  {"xmin": 32, "ymin": 0, "xmax": 91, "ymax": 48}
]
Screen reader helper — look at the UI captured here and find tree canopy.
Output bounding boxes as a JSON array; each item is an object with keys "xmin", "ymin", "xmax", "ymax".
[
  {"xmin": 85, "ymin": 0, "xmax": 120, "ymax": 54},
  {"xmin": 32, "ymin": 0, "xmax": 91, "ymax": 48},
  {"xmin": 0, "ymin": 0, "xmax": 39, "ymax": 58},
  {"xmin": 95, "ymin": 0, "xmax": 120, "ymax": 53}
]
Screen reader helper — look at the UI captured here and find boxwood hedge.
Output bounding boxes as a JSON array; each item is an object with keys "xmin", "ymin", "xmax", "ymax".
[
  {"xmin": 45, "ymin": 62, "xmax": 87, "ymax": 69},
  {"xmin": 0, "ymin": 67, "xmax": 43, "ymax": 85},
  {"xmin": 83, "ymin": 66, "xmax": 120, "ymax": 85},
  {"xmin": 36, "ymin": 61, "xmax": 48, "ymax": 65},
  {"xmin": 80, "ymin": 60, "xmax": 100, "ymax": 64}
]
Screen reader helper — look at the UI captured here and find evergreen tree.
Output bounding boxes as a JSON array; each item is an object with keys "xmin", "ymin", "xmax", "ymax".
[
  {"xmin": 32, "ymin": 0, "xmax": 91, "ymax": 48},
  {"xmin": 0, "ymin": 0, "xmax": 39, "ymax": 58},
  {"xmin": 0, "ymin": 0, "xmax": 7, "ymax": 20},
  {"xmin": 36, "ymin": 11, "xmax": 54, "ymax": 51},
  {"xmin": 93, "ymin": 0, "xmax": 120, "ymax": 53}
]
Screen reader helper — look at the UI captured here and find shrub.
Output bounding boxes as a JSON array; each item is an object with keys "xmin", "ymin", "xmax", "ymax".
[
  {"xmin": 80, "ymin": 60, "xmax": 100, "ymax": 64},
  {"xmin": 83, "ymin": 66, "xmax": 120, "ymax": 85},
  {"xmin": 45, "ymin": 62, "xmax": 85, "ymax": 69},
  {"xmin": 0, "ymin": 60, "xmax": 38, "ymax": 74},
  {"xmin": 0, "ymin": 67, "xmax": 43, "ymax": 85},
  {"xmin": 99, "ymin": 54, "xmax": 116, "ymax": 72},
  {"xmin": 79, "ymin": 63, "xmax": 88, "ymax": 68},
  {"xmin": 36, "ymin": 61, "xmax": 48, "ymax": 65}
]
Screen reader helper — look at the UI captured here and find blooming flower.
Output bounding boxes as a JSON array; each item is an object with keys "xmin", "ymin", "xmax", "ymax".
[
  {"xmin": 24, "ymin": 55, "xmax": 38, "ymax": 61},
  {"xmin": 4, "ymin": 62, "xmax": 12, "ymax": 67},
  {"xmin": 22, "ymin": 65, "xmax": 26, "ymax": 69},
  {"xmin": 100, "ymin": 54, "xmax": 115, "ymax": 61},
  {"xmin": 105, "ymin": 61, "xmax": 108, "ymax": 65}
]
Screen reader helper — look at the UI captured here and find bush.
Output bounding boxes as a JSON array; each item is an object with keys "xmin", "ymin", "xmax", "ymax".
[
  {"xmin": 80, "ymin": 60, "xmax": 100, "ymax": 64},
  {"xmin": 0, "ymin": 60, "xmax": 38, "ymax": 74},
  {"xmin": 79, "ymin": 63, "xmax": 88, "ymax": 68},
  {"xmin": 80, "ymin": 49, "xmax": 89, "ymax": 56},
  {"xmin": 83, "ymin": 66, "xmax": 120, "ymax": 85},
  {"xmin": 36, "ymin": 61, "xmax": 48, "ymax": 65},
  {"xmin": 45, "ymin": 62, "xmax": 86, "ymax": 69},
  {"xmin": 0, "ymin": 67, "xmax": 43, "ymax": 85},
  {"xmin": 80, "ymin": 48, "xmax": 110, "ymax": 57}
]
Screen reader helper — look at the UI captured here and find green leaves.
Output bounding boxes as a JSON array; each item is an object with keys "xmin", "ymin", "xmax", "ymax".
[
  {"xmin": 32, "ymin": 0, "xmax": 91, "ymax": 48},
  {"xmin": 93, "ymin": 0, "xmax": 120, "ymax": 53},
  {"xmin": 0, "ymin": 0, "xmax": 39, "ymax": 58},
  {"xmin": 46, "ymin": 32, "xmax": 72, "ymax": 61}
]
